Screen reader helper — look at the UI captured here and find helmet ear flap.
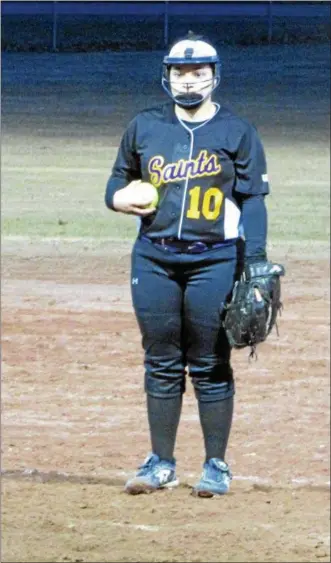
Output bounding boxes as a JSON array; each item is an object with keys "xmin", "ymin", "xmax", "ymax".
[{"xmin": 162, "ymin": 63, "xmax": 171, "ymax": 82}]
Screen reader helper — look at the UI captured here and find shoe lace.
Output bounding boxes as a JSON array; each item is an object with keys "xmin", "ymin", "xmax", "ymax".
[
  {"xmin": 139, "ymin": 455, "xmax": 157, "ymax": 471},
  {"xmin": 205, "ymin": 460, "xmax": 230, "ymax": 480}
]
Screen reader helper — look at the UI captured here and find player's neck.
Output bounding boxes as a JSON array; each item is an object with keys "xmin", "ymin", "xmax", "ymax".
[{"xmin": 175, "ymin": 100, "xmax": 217, "ymax": 123}]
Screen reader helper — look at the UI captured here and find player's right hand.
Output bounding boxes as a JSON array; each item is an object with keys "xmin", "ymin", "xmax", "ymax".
[{"xmin": 113, "ymin": 180, "xmax": 157, "ymax": 216}]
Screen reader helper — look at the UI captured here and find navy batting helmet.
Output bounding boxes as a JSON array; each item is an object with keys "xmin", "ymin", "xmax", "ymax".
[{"xmin": 162, "ymin": 33, "xmax": 221, "ymax": 109}]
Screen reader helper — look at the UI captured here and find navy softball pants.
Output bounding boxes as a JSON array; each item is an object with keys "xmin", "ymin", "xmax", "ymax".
[{"xmin": 131, "ymin": 237, "xmax": 237, "ymax": 402}]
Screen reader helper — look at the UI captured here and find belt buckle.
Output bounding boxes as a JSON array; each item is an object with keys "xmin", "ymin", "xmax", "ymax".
[
  {"xmin": 187, "ymin": 241, "xmax": 208, "ymax": 254},
  {"xmin": 160, "ymin": 237, "xmax": 177, "ymax": 252}
]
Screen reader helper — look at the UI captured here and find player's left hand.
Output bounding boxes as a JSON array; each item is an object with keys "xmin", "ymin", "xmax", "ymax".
[{"xmin": 222, "ymin": 260, "xmax": 285, "ymax": 355}]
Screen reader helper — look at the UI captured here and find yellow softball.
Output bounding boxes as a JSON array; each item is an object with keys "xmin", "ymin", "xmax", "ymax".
[{"xmin": 139, "ymin": 182, "xmax": 159, "ymax": 208}]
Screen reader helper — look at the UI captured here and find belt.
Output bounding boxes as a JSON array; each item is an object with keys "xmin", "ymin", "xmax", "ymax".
[{"xmin": 140, "ymin": 235, "xmax": 237, "ymax": 254}]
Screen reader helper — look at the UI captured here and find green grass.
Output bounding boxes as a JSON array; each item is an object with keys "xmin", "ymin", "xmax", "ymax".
[
  {"xmin": 2, "ymin": 146, "xmax": 329, "ymax": 243},
  {"xmin": 2, "ymin": 183, "xmax": 329, "ymax": 242},
  {"xmin": 2, "ymin": 48, "xmax": 330, "ymax": 246},
  {"xmin": 1, "ymin": 157, "xmax": 329, "ymax": 243},
  {"xmin": 1, "ymin": 214, "xmax": 138, "ymax": 239},
  {"xmin": 267, "ymin": 184, "xmax": 330, "ymax": 242}
]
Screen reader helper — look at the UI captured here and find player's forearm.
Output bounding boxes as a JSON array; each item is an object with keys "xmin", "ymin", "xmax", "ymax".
[
  {"xmin": 240, "ymin": 194, "xmax": 268, "ymax": 263},
  {"xmin": 105, "ymin": 176, "xmax": 130, "ymax": 210}
]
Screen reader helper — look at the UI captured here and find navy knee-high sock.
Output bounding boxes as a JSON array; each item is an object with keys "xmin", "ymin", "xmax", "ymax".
[
  {"xmin": 147, "ymin": 394, "xmax": 182, "ymax": 462},
  {"xmin": 198, "ymin": 396, "xmax": 234, "ymax": 462}
]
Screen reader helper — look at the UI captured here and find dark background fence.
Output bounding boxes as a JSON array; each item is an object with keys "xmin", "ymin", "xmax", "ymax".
[{"xmin": 1, "ymin": 1, "xmax": 330, "ymax": 51}]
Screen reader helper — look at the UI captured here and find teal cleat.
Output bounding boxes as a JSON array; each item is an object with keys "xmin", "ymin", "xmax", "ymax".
[
  {"xmin": 125, "ymin": 453, "xmax": 179, "ymax": 495},
  {"xmin": 192, "ymin": 458, "xmax": 232, "ymax": 497}
]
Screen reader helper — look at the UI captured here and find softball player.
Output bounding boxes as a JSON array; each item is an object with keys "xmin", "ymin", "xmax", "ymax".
[{"xmin": 105, "ymin": 33, "xmax": 270, "ymax": 497}]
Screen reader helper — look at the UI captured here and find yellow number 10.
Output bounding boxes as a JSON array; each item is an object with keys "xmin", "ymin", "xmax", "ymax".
[{"xmin": 187, "ymin": 186, "xmax": 224, "ymax": 221}]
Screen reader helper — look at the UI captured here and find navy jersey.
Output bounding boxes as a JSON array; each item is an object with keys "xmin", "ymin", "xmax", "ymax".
[{"xmin": 105, "ymin": 103, "xmax": 269, "ymax": 243}]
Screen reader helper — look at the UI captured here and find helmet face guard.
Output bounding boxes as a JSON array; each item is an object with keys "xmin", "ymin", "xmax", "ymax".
[{"xmin": 161, "ymin": 39, "xmax": 221, "ymax": 109}]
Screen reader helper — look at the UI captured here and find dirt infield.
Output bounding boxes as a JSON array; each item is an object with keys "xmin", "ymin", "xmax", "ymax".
[{"xmin": 1, "ymin": 239, "xmax": 330, "ymax": 562}]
